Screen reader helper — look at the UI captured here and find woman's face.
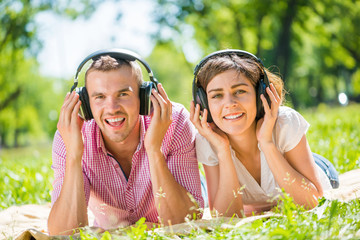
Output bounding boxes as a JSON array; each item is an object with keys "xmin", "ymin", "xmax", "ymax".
[{"xmin": 206, "ymin": 69, "xmax": 257, "ymax": 136}]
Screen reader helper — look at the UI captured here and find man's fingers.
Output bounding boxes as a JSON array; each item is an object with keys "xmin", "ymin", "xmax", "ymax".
[
  {"xmin": 157, "ymin": 83, "xmax": 170, "ymax": 103},
  {"xmin": 190, "ymin": 101, "xmax": 195, "ymax": 121},
  {"xmin": 151, "ymin": 88, "xmax": 171, "ymax": 120},
  {"xmin": 60, "ymin": 92, "xmax": 81, "ymax": 127},
  {"xmin": 72, "ymin": 100, "xmax": 82, "ymax": 121}
]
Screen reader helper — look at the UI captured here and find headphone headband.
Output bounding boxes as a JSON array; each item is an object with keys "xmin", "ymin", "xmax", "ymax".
[{"xmin": 71, "ymin": 48, "xmax": 157, "ymax": 92}]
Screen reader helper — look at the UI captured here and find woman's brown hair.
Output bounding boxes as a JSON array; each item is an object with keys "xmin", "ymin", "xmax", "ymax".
[{"xmin": 196, "ymin": 54, "xmax": 285, "ymax": 102}]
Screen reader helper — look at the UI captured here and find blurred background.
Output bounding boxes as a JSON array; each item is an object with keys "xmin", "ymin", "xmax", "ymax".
[{"xmin": 0, "ymin": 0, "xmax": 359, "ymax": 148}]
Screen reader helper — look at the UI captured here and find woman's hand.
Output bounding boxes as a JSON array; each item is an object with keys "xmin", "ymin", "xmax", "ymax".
[
  {"xmin": 57, "ymin": 91, "xmax": 84, "ymax": 161},
  {"xmin": 190, "ymin": 101, "xmax": 230, "ymax": 155},
  {"xmin": 144, "ymin": 83, "xmax": 172, "ymax": 153},
  {"xmin": 256, "ymin": 83, "xmax": 281, "ymax": 147}
]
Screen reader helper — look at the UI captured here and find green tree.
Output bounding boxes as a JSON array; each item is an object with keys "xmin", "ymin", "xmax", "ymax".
[
  {"xmin": 147, "ymin": 42, "xmax": 194, "ymax": 107},
  {"xmin": 152, "ymin": 0, "xmax": 360, "ymax": 108},
  {"xmin": 0, "ymin": 0, "xmax": 109, "ymax": 147}
]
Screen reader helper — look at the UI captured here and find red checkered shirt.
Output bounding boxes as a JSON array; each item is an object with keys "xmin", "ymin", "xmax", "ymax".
[{"xmin": 51, "ymin": 102, "xmax": 204, "ymax": 229}]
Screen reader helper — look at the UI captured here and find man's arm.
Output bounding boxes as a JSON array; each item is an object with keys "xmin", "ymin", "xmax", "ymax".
[
  {"xmin": 144, "ymin": 84, "xmax": 203, "ymax": 225},
  {"xmin": 48, "ymin": 92, "xmax": 88, "ymax": 235},
  {"xmin": 147, "ymin": 151, "xmax": 201, "ymax": 225}
]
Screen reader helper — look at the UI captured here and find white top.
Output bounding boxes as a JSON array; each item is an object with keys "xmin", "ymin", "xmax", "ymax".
[{"xmin": 196, "ymin": 106, "xmax": 331, "ymax": 212}]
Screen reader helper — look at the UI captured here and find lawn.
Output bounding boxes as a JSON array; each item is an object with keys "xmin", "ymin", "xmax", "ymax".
[{"xmin": 0, "ymin": 104, "xmax": 359, "ymax": 239}]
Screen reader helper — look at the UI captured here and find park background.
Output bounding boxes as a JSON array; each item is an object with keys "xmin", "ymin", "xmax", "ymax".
[{"xmin": 1, "ymin": 0, "xmax": 360, "ymax": 238}]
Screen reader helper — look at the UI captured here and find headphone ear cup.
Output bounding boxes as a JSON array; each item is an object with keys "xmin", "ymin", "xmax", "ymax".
[
  {"xmin": 196, "ymin": 87, "xmax": 213, "ymax": 123},
  {"xmin": 77, "ymin": 87, "xmax": 93, "ymax": 121},
  {"xmin": 139, "ymin": 81, "xmax": 154, "ymax": 115}
]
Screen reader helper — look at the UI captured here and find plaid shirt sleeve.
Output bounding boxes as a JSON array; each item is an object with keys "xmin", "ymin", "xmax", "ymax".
[
  {"xmin": 164, "ymin": 104, "xmax": 204, "ymax": 209},
  {"xmin": 51, "ymin": 130, "xmax": 91, "ymax": 206}
]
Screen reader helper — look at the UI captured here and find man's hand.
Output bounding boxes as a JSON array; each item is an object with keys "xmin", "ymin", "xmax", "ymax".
[
  {"xmin": 144, "ymin": 83, "xmax": 172, "ymax": 153},
  {"xmin": 48, "ymin": 91, "xmax": 88, "ymax": 235},
  {"xmin": 57, "ymin": 91, "xmax": 84, "ymax": 160}
]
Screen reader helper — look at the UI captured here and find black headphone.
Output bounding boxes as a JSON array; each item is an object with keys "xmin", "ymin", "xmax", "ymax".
[
  {"xmin": 192, "ymin": 49, "xmax": 271, "ymax": 123},
  {"xmin": 70, "ymin": 48, "xmax": 159, "ymax": 120}
]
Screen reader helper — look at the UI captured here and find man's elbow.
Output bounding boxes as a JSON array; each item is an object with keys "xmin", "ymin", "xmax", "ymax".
[{"xmin": 47, "ymin": 215, "xmax": 87, "ymax": 236}]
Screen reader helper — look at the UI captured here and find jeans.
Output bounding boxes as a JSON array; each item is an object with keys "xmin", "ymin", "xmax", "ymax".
[{"xmin": 313, "ymin": 153, "xmax": 340, "ymax": 189}]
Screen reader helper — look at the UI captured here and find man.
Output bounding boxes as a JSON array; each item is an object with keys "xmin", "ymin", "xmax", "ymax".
[{"xmin": 47, "ymin": 53, "xmax": 204, "ymax": 235}]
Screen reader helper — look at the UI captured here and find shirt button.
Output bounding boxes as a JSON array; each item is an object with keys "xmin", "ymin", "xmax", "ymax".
[{"xmin": 129, "ymin": 209, "xmax": 135, "ymax": 214}]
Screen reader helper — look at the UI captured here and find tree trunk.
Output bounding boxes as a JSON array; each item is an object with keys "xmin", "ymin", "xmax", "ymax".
[{"xmin": 274, "ymin": 0, "xmax": 298, "ymax": 107}]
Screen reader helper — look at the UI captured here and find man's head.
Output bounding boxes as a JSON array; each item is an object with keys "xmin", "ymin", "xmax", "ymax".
[
  {"xmin": 85, "ymin": 56, "xmax": 143, "ymax": 88},
  {"xmin": 85, "ymin": 56, "xmax": 144, "ymax": 144}
]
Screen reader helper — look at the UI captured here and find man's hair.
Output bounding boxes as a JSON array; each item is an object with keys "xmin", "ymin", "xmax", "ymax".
[
  {"xmin": 197, "ymin": 54, "xmax": 285, "ymax": 101},
  {"xmin": 84, "ymin": 55, "xmax": 143, "ymax": 87}
]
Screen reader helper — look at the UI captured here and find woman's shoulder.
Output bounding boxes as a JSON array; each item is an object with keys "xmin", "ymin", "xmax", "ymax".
[
  {"xmin": 274, "ymin": 106, "xmax": 310, "ymax": 153},
  {"xmin": 277, "ymin": 106, "xmax": 303, "ymax": 122},
  {"xmin": 275, "ymin": 106, "xmax": 309, "ymax": 129}
]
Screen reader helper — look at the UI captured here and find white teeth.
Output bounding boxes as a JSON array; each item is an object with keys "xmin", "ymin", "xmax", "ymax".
[
  {"xmin": 224, "ymin": 113, "xmax": 243, "ymax": 120},
  {"xmin": 107, "ymin": 117, "xmax": 124, "ymax": 122}
]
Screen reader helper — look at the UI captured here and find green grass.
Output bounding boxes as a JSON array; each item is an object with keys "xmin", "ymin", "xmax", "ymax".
[
  {"xmin": 0, "ymin": 143, "xmax": 53, "ymax": 209},
  {"xmin": 1, "ymin": 104, "xmax": 359, "ymax": 239},
  {"xmin": 301, "ymin": 103, "xmax": 360, "ymax": 173}
]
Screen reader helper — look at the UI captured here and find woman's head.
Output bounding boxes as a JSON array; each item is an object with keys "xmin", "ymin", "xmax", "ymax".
[
  {"xmin": 196, "ymin": 54, "xmax": 284, "ymax": 102},
  {"xmin": 194, "ymin": 52, "xmax": 285, "ymax": 135}
]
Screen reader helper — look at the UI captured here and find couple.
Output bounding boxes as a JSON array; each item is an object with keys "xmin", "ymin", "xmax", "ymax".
[{"xmin": 48, "ymin": 49, "xmax": 339, "ymax": 235}]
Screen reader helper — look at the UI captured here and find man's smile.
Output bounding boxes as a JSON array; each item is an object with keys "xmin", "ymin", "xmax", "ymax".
[{"xmin": 105, "ymin": 117, "xmax": 125, "ymax": 127}]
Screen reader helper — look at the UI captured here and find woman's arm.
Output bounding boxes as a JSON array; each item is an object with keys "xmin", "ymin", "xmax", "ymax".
[
  {"xmin": 260, "ymin": 135, "xmax": 323, "ymax": 209},
  {"xmin": 204, "ymin": 161, "xmax": 244, "ymax": 217},
  {"xmin": 257, "ymin": 84, "xmax": 322, "ymax": 209},
  {"xmin": 190, "ymin": 101, "xmax": 243, "ymax": 217}
]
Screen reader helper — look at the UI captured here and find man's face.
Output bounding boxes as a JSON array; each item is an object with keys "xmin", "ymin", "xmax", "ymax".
[{"xmin": 86, "ymin": 66, "xmax": 140, "ymax": 144}]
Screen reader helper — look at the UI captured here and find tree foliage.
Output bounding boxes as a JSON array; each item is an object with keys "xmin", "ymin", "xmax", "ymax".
[
  {"xmin": 151, "ymin": 0, "xmax": 360, "ymax": 108},
  {"xmin": 1, "ymin": 0, "xmax": 359, "ymax": 147},
  {"xmin": 147, "ymin": 42, "xmax": 195, "ymax": 106},
  {"xmin": 0, "ymin": 0, "xmax": 106, "ymax": 147}
]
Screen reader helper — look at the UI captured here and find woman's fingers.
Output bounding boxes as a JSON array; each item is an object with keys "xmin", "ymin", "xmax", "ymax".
[
  {"xmin": 270, "ymin": 83, "xmax": 280, "ymax": 100},
  {"xmin": 261, "ymin": 94, "xmax": 271, "ymax": 113},
  {"xmin": 266, "ymin": 86, "xmax": 277, "ymax": 105},
  {"xmin": 262, "ymin": 83, "xmax": 281, "ymax": 116},
  {"xmin": 190, "ymin": 102, "xmax": 206, "ymax": 130},
  {"xmin": 200, "ymin": 109, "xmax": 209, "ymax": 128},
  {"xmin": 191, "ymin": 103, "xmax": 201, "ymax": 126}
]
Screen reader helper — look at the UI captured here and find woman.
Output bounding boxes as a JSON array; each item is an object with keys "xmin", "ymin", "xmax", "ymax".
[{"xmin": 190, "ymin": 49, "xmax": 339, "ymax": 217}]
